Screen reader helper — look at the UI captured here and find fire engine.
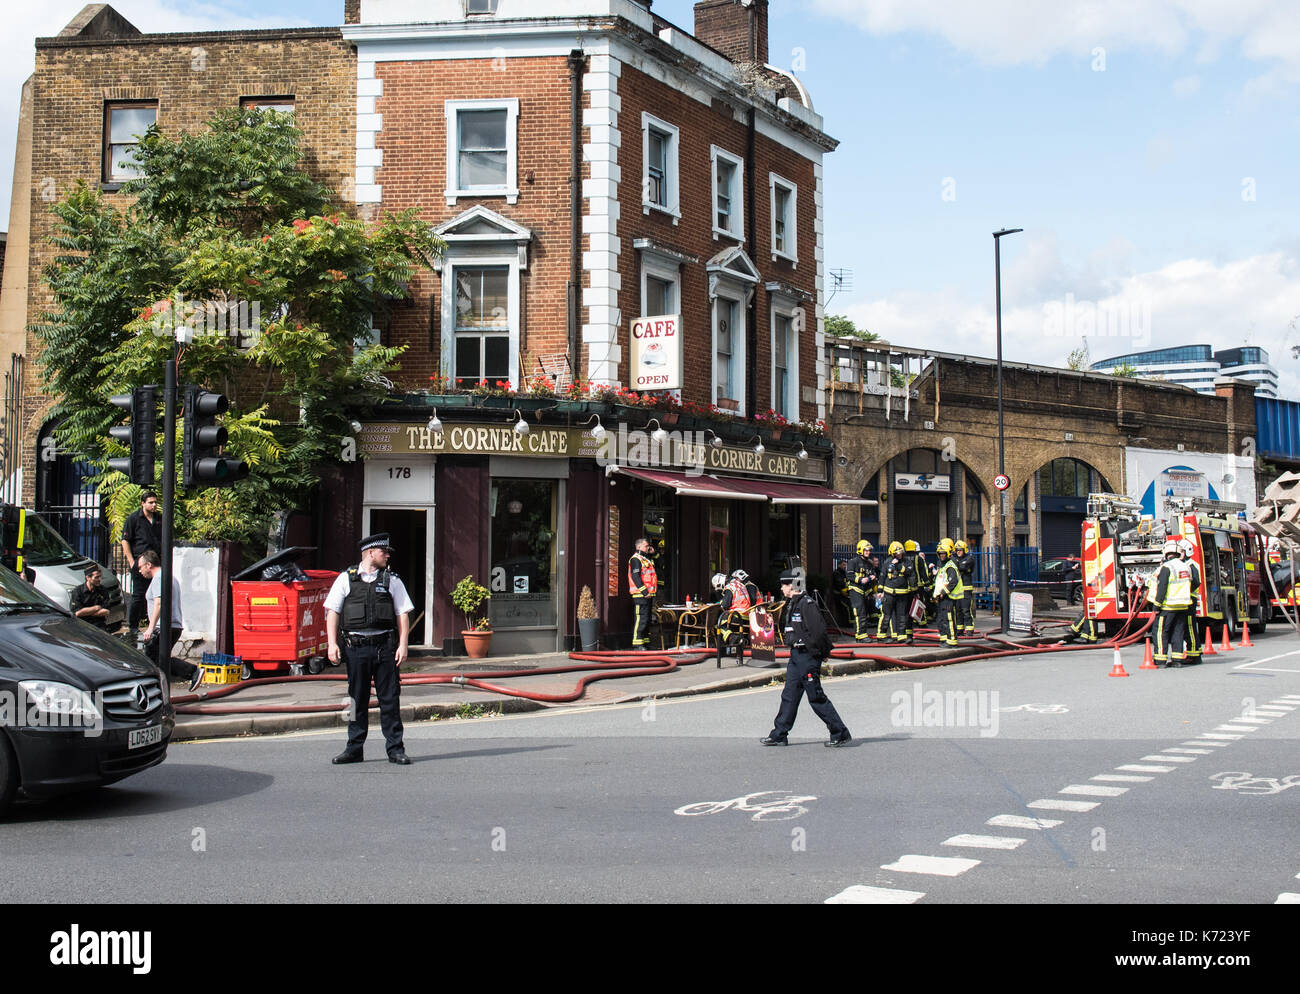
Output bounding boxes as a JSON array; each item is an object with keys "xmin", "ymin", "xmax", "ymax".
[{"xmin": 1081, "ymin": 493, "xmax": 1268, "ymax": 638}]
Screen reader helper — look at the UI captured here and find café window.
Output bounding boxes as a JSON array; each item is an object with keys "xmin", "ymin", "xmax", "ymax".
[
  {"xmin": 489, "ymin": 479, "xmax": 557, "ymax": 627},
  {"xmin": 103, "ymin": 101, "xmax": 157, "ymax": 183}
]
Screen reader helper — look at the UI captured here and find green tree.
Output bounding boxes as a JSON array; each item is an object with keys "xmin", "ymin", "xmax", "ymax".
[
  {"xmin": 1066, "ymin": 343, "xmax": 1090, "ymax": 370},
  {"xmin": 825, "ymin": 313, "xmax": 881, "ymax": 342},
  {"xmin": 1110, "ymin": 361, "xmax": 1139, "ymax": 378},
  {"xmin": 33, "ymin": 108, "xmax": 443, "ymax": 545}
]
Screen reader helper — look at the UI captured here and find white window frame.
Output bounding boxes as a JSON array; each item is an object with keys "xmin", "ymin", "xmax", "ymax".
[
  {"xmin": 441, "ymin": 254, "xmax": 522, "ymax": 390},
  {"xmin": 640, "ymin": 251, "xmax": 680, "ymax": 318},
  {"xmin": 711, "ymin": 288, "xmax": 747, "ymax": 414},
  {"xmin": 710, "ymin": 146, "xmax": 745, "ymax": 242},
  {"xmin": 641, "ymin": 112, "xmax": 680, "ymax": 224},
  {"xmin": 769, "ymin": 173, "xmax": 798, "ymax": 266},
  {"xmin": 769, "ymin": 298, "xmax": 802, "ymax": 421},
  {"xmin": 445, "ymin": 98, "xmax": 520, "ymax": 207}
]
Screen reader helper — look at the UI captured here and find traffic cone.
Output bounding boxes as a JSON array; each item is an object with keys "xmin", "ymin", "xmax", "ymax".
[
  {"xmin": 1221, "ymin": 626, "xmax": 1235, "ymax": 652},
  {"xmin": 1108, "ymin": 649, "xmax": 1130, "ymax": 677},
  {"xmin": 1202, "ymin": 628, "xmax": 1217, "ymax": 656},
  {"xmin": 1140, "ymin": 639, "xmax": 1157, "ymax": 670},
  {"xmin": 1241, "ymin": 624, "xmax": 1254, "ymax": 648}
]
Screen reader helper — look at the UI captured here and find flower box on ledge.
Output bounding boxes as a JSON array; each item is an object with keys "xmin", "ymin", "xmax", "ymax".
[{"xmin": 715, "ymin": 397, "xmax": 740, "ymax": 413}]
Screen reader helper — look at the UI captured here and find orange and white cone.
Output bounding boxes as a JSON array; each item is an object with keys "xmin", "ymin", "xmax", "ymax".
[
  {"xmin": 1222, "ymin": 626, "xmax": 1235, "ymax": 652},
  {"xmin": 1203, "ymin": 627, "xmax": 1217, "ymax": 656},
  {"xmin": 1140, "ymin": 639, "xmax": 1157, "ymax": 670},
  {"xmin": 1241, "ymin": 624, "xmax": 1254, "ymax": 648},
  {"xmin": 1108, "ymin": 649, "xmax": 1130, "ymax": 677}
]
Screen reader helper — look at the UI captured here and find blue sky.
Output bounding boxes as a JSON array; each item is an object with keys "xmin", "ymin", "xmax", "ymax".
[{"xmin": 4, "ymin": 1, "xmax": 1298, "ymax": 393}]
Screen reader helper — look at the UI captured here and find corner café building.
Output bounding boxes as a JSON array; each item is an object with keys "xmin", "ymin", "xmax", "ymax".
[{"xmin": 355, "ymin": 409, "xmax": 866, "ymax": 654}]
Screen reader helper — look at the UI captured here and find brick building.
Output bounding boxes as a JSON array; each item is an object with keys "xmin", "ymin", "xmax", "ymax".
[
  {"xmin": 825, "ymin": 337, "xmax": 1258, "ymax": 560},
  {"xmin": 340, "ymin": 0, "xmax": 858, "ymax": 652},
  {"xmin": 9, "ymin": 4, "xmax": 355, "ymax": 551}
]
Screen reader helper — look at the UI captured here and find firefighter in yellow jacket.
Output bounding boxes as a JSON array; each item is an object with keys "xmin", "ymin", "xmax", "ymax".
[
  {"xmin": 628, "ymin": 537, "xmax": 658, "ymax": 650},
  {"xmin": 877, "ymin": 541, "xmax": 912, "ymax": 644},
  {"xmin": 932, "ymin": 539, "xmax": 965, "ymax": 647},
  {"xmin": 846, "ymin": 540, "xmax": 878, "ymax": 642},
  {"xmin": 1152, "ymin": 540, "xmax": 1194, "ymax": 667}
]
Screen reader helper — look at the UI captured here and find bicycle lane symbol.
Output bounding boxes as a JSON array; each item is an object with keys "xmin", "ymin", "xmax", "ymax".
[
  {"xmin": 1209, "ymin": 772, "xmax": 1300, "ymax": 796},
  {"xmin": 674, "ymin": 791, "xmax": 818, "ymax": 822}
]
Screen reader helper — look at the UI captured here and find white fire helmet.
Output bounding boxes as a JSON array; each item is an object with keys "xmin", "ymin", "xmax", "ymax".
[
  {"xmin": 1178, "ymin": 539, "xmax": 1194, "ymax": 558},
  {"xmin": 711, "ymin": 573, "xmax": 727, "ymax": 590},
  {"xmin": 1162, "ymin": 540, "xmax": 1180, "ymax": 557}
]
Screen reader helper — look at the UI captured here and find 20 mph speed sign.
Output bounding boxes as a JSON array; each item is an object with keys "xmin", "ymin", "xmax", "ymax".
[{"xmin": 994, "ymin": 474, "xmax": 1011, "ymax": 491}]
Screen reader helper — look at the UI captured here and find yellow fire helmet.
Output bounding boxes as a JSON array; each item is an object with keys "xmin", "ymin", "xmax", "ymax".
[
  {"xmin": 937, "ymin": 538, "xmax": 955, "ymax": 556},
  {"xmin": 954, "ymin": 540, "xmax": 969, "ymax": 553},
  {"xmin": 904, "ymin": 540, "xmax": 920, "ymax": 553},
  {"xmin": 888, "ymin": 541, "xmax": 904, "ymax": 556},
  {"xmin": 856, "ymin": 539, "xmax": 872, "ymax": 556}
]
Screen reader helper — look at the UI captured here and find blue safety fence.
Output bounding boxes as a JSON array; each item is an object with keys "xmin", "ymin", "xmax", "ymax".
[{"xmin": 831, "ymin": 544, "xmax": 1040, "ymax": 611}]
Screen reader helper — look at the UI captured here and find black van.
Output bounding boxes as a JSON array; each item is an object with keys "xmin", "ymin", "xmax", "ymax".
[{"xmin": 0, "ymin": 564, "xmax": 173, "ymax": 815}]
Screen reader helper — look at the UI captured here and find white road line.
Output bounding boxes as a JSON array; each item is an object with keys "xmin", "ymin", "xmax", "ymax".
[
  {"xmin": 1198, "ymin": 733, "xmax": 1244, "ymax": 740},
  {"xmin": 1233, "ymin": 651, "xmax": 1300, "ymax": 673},
  {"xmin": 1276, "ymin": 893, "xmax": 1300, "ymax": 905},
  {"xmin": 1216, "ymin": 725, "xmax": 1260, "ymax": 733},
  {"xmin": 1142, "ymin": 755, "xmax": 1195, "ymax": 763},
  {"xmin": 1183, "ymin": 740, "xmax": 1230, "ymax": 747},
  {"xmin": 1262, "ymin": 704, "xmax": 1296, "ymax": 710},
  {"xmin": 826, "ymin": 885, "xmax": 926, "ymax": 904},
  {"xmin": 1028, "ymin": 798, "xmax": 1100, "ymax": 812},
  {"xmin": 942, "ymin": 834, "xmax": 1026, "ymax": 850},
  {"xmin": 880, "ymin": 855, "xmax": 981, "ymax": 877},
  {"xmin": 1061, "ymin": 784, "xmax": 1129, "ymax": 796},
  {"xmin": 1092, "ymin": 774, "xmax": 1153, "ymax": 783},
  {"xmin": 1163, "ymin": 748, "xmax": 1214, "ymax": 755},
  {"xmin": 1116, "ymin": 764, "xmax": 1176, "ymax": 773},
  {"xmin": 1281, "ymin": 694, "xmax": 1300, "ymax": 700},
  {"xmin": 1250, "ymin": 708, "xmax": 1291, "ymax": 715},
  {"xmin": 1228, "ymin": 717, "xmax": 1273, "ymax": 724},
  {"xmin": 986, "ymin": 814, "xmax": 1062, "ymax": 830}
]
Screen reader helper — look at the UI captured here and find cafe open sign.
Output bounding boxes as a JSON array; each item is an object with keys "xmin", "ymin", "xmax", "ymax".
[{"xmin": 630, "ymin": 314, "xmax": 682, "ymax": 391}]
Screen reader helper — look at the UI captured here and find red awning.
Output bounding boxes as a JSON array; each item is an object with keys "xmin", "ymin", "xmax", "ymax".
[{"xmin": 612, "ymin": 467, "xmax": 875, "ymax": 505}]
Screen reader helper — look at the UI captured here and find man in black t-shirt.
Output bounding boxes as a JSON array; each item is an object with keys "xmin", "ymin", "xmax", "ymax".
[
  {"xmin": 119, "ymin": 492, "xmax": 162, "ymax": 631},
  {"xmin": 70, "ymin": 566, "xmax": 113, "ymax": 630}
]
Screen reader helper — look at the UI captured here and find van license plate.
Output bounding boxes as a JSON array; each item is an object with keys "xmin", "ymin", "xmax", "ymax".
[{"xmin": 129, "ymin": 725, "xmax": 162, "ymax": 750}]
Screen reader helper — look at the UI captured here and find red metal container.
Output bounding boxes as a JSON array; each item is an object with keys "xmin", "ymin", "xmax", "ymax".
[{"xmin": 232, "ymin": 569, "xmax": 338, "ymax": 673}]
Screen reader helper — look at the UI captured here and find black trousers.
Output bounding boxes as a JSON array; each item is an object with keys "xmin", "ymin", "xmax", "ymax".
[
  {"xmin": 632, "ymin": 597, "xmax": 654, "ymax": 647},
  {"xmin": 957, "ymin": 589, "xmax": 975, "ymax": 632},
  {"xmin": 344, "ymin": 639, "xmax": 405, "ymax": 756},
  {"xmin": 878, "ymin": 592, "xmax": 910, "ymax": 641},
  {"xmin": 143, "ymin": 632, "xmax": 197, "ymax": 680},
  {"xmin": 848, "ymin": 590, "xmax": 871, "ymax": 640},
  {"xmin": 127, "ymin": 569, "xmax": 149, "ymax": 630},
  {"xmin": 769, "ymin": 647, "xmax": 848, "ymax": 738},
  {"xmin": 1183, "ymin": 610, "xmax": 1201, "ymax": 659},
  {"xmin": 1067, "ymin": 613, "xmax": 1098, "ymax": 643},
  {"xmin": 1154, "ymin": 609, "xmax": 1188, "ymax": 663},
  {"xmin": 935, "ymin": 598, "xmax": 959, "ymax": 646}
]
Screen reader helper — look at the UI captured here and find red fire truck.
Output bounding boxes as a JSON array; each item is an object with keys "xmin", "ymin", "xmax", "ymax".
[{"xmin": 1081, "ymin": 494, "xmax": 1268, "ymax": 638}]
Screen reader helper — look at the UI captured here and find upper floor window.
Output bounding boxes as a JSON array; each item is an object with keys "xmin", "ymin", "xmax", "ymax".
[
  {"xmin": 769, "ymin": 296, "xmax": 802, "ymax": 420},
  {"xmin": 240, "ymin": 96, "xmax": 295, "ymax": 114},
  {"xmin": 710, "ymin": 146, "xmax": 744, "ymax": 241},
  {"xmin": 641, "ymin": 113, "xmax": 680, "ymax": 223},
  {"xmin": 466, "ymin": 0, "xmax": 499, "ymax": 12},
  {"xmin": 103, "ymin": 101, "xmax": 157, "ymax": 183},
  {"xmin": 453, "ymin": 266, "xmax": 511, "ymax": 387},
  {"xmin": 445, "ymin": 99, "xmax": 519, "ymax": 206},
  {"xmin": 770, "ymin": 174, "xmax": 797, "ymax": 264}
]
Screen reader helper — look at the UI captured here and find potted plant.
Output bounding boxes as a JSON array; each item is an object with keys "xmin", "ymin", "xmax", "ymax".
[
  {"xmin": 577, "ymin": 584, "xmax": 600, "ymax": 650},
  {"xmin": 452, "ymin": 574, "xmax": 493, "ymax": 658}
]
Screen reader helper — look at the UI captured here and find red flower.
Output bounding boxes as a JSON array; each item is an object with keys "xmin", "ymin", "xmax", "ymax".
[{"xmin": 261, "ymin": 235, "xmax": 271, "ymax": 242}]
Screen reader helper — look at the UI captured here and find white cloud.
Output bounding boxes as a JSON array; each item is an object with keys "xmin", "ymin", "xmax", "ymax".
[
  {"xmin": 0, "ymin": 2, "xmax": 296, "ymax": 231},
  {"xmin": 808, "ymin": 0, "xmax": 1300, "ymax": 74},
  {"xmin": 1172, "ymin": 74, "xmax": 1201, "ymax": 96},
  {"xmin": 840, "ymin": 250, "xmax": 1300, "ymax": 399}
]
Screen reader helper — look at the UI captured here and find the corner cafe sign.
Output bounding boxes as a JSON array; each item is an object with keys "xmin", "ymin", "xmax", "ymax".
[{"xmin": 359, "ymin": 422, "xmax": 827, "ymax": 483}]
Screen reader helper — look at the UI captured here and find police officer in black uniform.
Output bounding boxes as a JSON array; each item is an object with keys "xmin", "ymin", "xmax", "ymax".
[
  {"xmin": 760, "ymin": 569, "xmax": 851, "ymax": 747},
  {"xmin": 325, "ymin": 533, "xmax": 414, "ymax": 765}
]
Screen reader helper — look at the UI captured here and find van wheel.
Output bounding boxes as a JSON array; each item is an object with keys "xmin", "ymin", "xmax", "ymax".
[
  {"xmin": 307, "ymin": 656, "xmax": 324, "ymax": 675},
  {"xmin": 1068, "ymin": 584, "xmax": 1082, "ymax": 606},
  {"xmin": 1224, "ymin": 603, "xmax": 1239, "ymax": 642},
  {"xmin": 1249, "ymin": 605, "xmax": 1267, "ymax": 636},
  {"xmin": 0, "ymin": 734, "xmax": 18, "ymax": 818}
]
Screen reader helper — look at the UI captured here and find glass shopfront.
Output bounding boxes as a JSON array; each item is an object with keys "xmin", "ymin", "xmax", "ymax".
[{"xmin": 488, "ymin": 476, "xmax": 562, "ymax": 651}]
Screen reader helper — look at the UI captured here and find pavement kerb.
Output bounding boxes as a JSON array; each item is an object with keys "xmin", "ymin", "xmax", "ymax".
[{"xmin": 170, "ymin": 641, "xmax": 1007, "ymax": 742}]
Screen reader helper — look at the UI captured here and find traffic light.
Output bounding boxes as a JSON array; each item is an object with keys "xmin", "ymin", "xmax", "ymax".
[
  {"xmin": 182, "ymin": 385, "xmax": 249, "ymax": 487},
  {"xmin": 108, "ymin": 386, "xmax": 157, "ymax": 485}
]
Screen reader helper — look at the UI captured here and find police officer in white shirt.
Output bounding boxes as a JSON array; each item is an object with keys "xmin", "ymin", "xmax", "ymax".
[{"xmin": 325, "ymin": 533, "xmax": 415, "ymax": 765}]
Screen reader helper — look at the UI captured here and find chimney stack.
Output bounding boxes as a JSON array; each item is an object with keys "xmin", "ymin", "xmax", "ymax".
[{"xmin": 693, "ymin": 0, "xmax": 769, "ymax": 66}]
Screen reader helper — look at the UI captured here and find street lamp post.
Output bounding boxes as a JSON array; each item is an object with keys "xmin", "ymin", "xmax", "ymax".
[{"xmin": 993, "ymin": 227, "xmax": 1022, "ymax": 633}]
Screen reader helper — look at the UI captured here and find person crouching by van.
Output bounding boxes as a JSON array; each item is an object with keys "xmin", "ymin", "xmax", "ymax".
[
  {"xmin": 136, "ymin": 551, "xmax": 202, "ymax": 691},
  {"xmin": 71, "ymin": 566, "xmax": 112, "ymax": 630}
]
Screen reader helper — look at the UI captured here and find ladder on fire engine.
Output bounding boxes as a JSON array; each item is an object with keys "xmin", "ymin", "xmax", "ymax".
[
  {"xmin": 1165, "ymin": 496, "xmax": 1246, "ymax": 516},
  {"xmin": 1085, "ymin": 493, "xmax": 1143, "ymax": 519}
]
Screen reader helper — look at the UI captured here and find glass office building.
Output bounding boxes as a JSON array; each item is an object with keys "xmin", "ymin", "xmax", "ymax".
[{"xmin": 1091, "ymin": 345, "xmax": 1277, "ymax": 398}]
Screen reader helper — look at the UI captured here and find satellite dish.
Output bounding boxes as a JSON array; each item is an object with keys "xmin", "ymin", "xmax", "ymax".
[{"xmin": 1222, "ymin": 474, "xmax": 1235, "ymax": 486}]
